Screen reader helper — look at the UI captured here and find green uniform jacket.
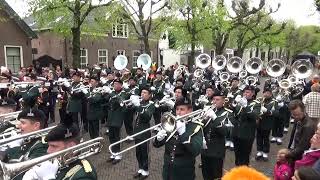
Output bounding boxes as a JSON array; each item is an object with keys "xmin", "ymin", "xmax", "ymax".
[
  {"xmin": 153, "ymin": 80, "xmax": 165, "ymax": 101},
  {"xmin": 232, "ymin": 99, "xmax": 261, "ymax": 140},
  {"xmin": 67, "ymin": 82, "xmax": 85, "ymax": 113},
  {"xmin": 258, "ymin": 98, "xmax": 279, "ymax": 130},
  {"xmin": 133, "ymin": 100, "xmax": 155, "ymax": 140},
  {"xmin": 106, "ymin": 90, "xmax": 128, "ymax": 128},
  {"xmin": 153, "ymin": 122, "xmax": 203, "ymax": 180},
  {"xmin": 137, "ymin": 76, "xmax": 147, "ymax": 89},
  {"xmin": 5, "ymin": 138, "xmax": 48, "ymax": 180},
  {"xmin": 55, "ymin": 159, "xmax": 97, "ymax": 180},
  {"xmin": 201, "ymin": 107, "xmax": 234, "ymax": 158},
  {"xmin": 87, "ymin": 88, "xmax": 104, "ymax": 121}
]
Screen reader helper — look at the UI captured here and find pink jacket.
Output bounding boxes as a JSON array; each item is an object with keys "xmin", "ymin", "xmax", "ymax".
[
  {"xmin": 274, "ymin": 162, "xmax": 293, "ymax": 180},
  {"xmin": 294, "ymin": 149, "xmax": 320, "ymax": 170}
]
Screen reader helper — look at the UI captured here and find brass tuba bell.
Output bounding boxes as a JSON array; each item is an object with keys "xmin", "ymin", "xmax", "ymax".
[
  {"xmin": 266, "ymin": 59, "xmax": 285, "ymax": 77},
  {"xmin": 291, "ymin": 59, "xmax": 314, "ymax": 79},
  {"xmin": 212, "ymin": 55, "xmax": 227, "ymax": 71},
  {"xmin": 137, "ymin": 53, "xmax": 152, "ymax": 70},
  {"xmin": 279, "ymin": 79, "xmax": 291, "ymax": 90},
  {"xmin": 227, "ymin": 56, "xmax": 244, "ymax": 74},
  {"xmin": 195, "ymin": 53, "xmax": 211, "ymax": 69},
  {"xmin": 114, "ymin": 55, "xmax": 128, "ymax": 71},
  {"xmin": 245, "ymin": 57, "xmax": 262, "ymax": 74}
]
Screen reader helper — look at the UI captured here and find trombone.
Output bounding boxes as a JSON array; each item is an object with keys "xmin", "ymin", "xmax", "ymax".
[
  {"xmin": 0, "ymin": 126, "xmax": 56, "ymax": 146},
  {"xmin": 0, "ymin": 137, "xmax": 103, "ymax": 180},
  {"xmin": 108, "ymin": 109, "xmax": 204, "ymax": 156}
]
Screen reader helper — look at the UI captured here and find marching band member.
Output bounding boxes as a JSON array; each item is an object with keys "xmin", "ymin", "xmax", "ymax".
[
  {"xmin": 232, "ymin": 85, "xmax": 261, "ymax": 166},
  {"xmin": 225, "ymin": 77, "xmax": 242, "ymax": 150},
  {"xmin": 87, "ymin": 76, "xmax": 103, "ymax": 139},
  {"xmin": 124, "ymin": 76, "xmax": 139, "ymax": 138},
  {"xmin": 23, "ymin": 123, "xmax": 97, "ymax": 180},
  {"xmin": 201, "ymin": 90, "xmax": 234, "ymax": 180},
  {"xmin": 174, "ymin": 86, "xmax": 187, "ymax": 99},
  {"xmin": 106, "ymin": 79, "xmax": 128, "ymax": 164},
  {"xmin": 153, "ymin": 97, "xmax": 203, "ymax": 180},
  {"xmin": 131, "ymin": 86, "xmax": 155, "ymax": 179},
  {"xmin": 152, "ymin": 71, "xmax": 166, "ymax": 128},
  {"xmin": 255, "ymin": 88, "xmax": 279, "ymax": 161},
  {"xmin": 0, "ymin": 108, "xmax": 48, "ymax": 180},
  {"xmin": 136, "ymin": 68, "xmax": 147, "ymax": 89}
]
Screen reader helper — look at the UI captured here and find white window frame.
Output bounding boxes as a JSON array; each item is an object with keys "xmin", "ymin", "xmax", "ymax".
[
  {"xmin": 112, "ymin": 19, "xmax": 129, "ymax": 38},
  {"xmin": 98, "ymin": 49, "xmax": 108, "ymax": 65},
  {"xmin": 117, "ymin": 50, "xmax": 126, "ymax": 56},
  {"xmin": 80, "ymin": 48, "xmax": 88, "ymax": 68},
  {"xmin": 132, "ymin": 51, "xmax": 153, "ymax": 68},
  {"xmin": 4, "ymin": 45, "xmax": 23, "ymax": 73}
]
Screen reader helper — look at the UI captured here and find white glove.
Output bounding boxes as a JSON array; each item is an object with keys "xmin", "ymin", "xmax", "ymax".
[
  {"xmin": 130, "ymin": 95, "xmax": 140, "ymax": 106},
  {"xmin": 234, "ymin": 95, "xmax": 242, "ymax": 103},
  {"xmin": 238, "ymin": 97, "xmax": 247, "ymax": 107},
  {"xmin": 156, "ymin": 129, "xmax": 167, "ymax": 141},
  {"xmin": 278, "ymin": 102, "xmax": 284, "ymax": 107},
  {"xmin": 101, "ymin": 78, "xmax": 107, "ymax": 84},
  {"xmin": 150, "ymin": 86, "xmax": 156, "ymax": 91},
  {"xmin": 276, "ymin": 95, "xmax": 282, "ymax": 102},
  {"xmin": 165, "ymin": 99, "xmax": 175, "ymax": 109},
  {"xmin": 202, "ymin": 139, "xmax": 208, "ymax": 149},
  {"xmin": 63, "ymin": 81, "xmax": 71, "ymax": 88},
  {"xmin": 35, "ymin": 159, "xmax": 59, "ymax": 180},
  {"xmin": 103, "ymin": 86, "xmax": 112, "ymax": 94},
  {"xmin": 123, "ymin": 83, "xmax": 129, "ymax": 89},
  {"xmin": 195, "ymin": 87, "xmax": 199, "ymax": 92},
  {"xmin": 176, "ymin": 120, "xmax": 186, "ymax": 135},
  {"xmin": 204, "ymin": 108, "xmax": 217, "ymax": 120},
  {"xmin": 82, "ymin": 88, "xmax": 88, "ymax": 94},
  {"xmin": 227, "ymin": 93, "xmax": 234, "ymax": 99},
  {"xmin": 261, "ymin": 106, "xmax": 267, "ymax": 113}
]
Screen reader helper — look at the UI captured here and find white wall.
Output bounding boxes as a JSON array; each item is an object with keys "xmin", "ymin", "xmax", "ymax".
[{"xmin": 162, "ymin": 49, "xmax": 181, "ymax": 68}]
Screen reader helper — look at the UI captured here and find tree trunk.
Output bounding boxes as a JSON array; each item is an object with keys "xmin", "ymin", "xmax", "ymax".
[
  {"xmin": 214, "ymin": 32, "xmax": 229, "ymax": 55},
  {"xmin": 72, "ymin": 27, "xmax": 81, "ymax": 68},
  {"xmin": 267, "ymin": 44, "xmax": 272, "ymax": 61},
  {"xmin": 190, "ymin": 42, "xmax": 195, "ymax": 67},
  {"xmin": 255, "ymin": 47, "xmax": 259, "ymax": 57},
  {"xmin": 143, "ymin": 37, "xmax": 151, "ymax": 55},
  {"xmin": 235, "ymin": 47, "xmax": 244, "ymax": 58}
]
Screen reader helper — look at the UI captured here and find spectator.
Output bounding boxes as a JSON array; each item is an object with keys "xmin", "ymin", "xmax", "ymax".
[
  {"xmin": 303, "ymin": 74, "xmax": 320, "ymax": 95},
  {"xmin": 303, "ymin": 83, "xmax": 320, "ymax": 122},
  {"xmin": 295, "ymin": 133, "xmax": 320, "ymax": 170},
  {"xmin": 292, "ymin": 167, "xmax": 320, "ymax": 180},
  {"xmin": 274, "ymin": 148, "xmax": 293, "ymax": 180},
  {"xmin": 286, "ymin": 100, "xmax": 317, "ymax": 161}
]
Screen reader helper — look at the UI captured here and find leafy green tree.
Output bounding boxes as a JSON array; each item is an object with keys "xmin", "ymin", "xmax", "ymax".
[{"xmin": 27, "ymin": 0, "xmax": 114, "ymax": 67}]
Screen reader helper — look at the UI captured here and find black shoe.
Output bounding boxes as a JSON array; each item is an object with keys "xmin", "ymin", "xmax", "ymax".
[
  {"xmin": 133, "ymin": 173, "xmax": 141, "ymax": 179},
  {"xmin": 139, "ymin": 175, "xmax": 149, "ymax": 180},
  {"xmin": 262, "ymin": 157, "xmax": 268, "ymax": 162},
  {"xmin": 107, "ymin": 158, "xmax": 114, "ymax": 163},
  {"xmin": 198, "ymin": 163, "xmax": 202, "ymax": 168},
  {"xmin": 112, "ymin": 159, "xmax": 121, "ymax": 164},
  {"xmin": 255, "ymin": 156, "xmax": 262, "ymax": 161}
]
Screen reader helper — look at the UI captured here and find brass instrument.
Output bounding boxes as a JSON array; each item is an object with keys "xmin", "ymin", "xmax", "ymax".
[
  {"xmin": 195, "ymin": 53, "xmax": 211, "ymax": 69},
  {"xmin": 155, "ymin": 96, "xmax": 175, "ymax": 108},
  {"xmin": 245, "ymin": 75, "xmax": 258, "ymax": 86},
  {"xmin": 212, "ymin": 55, "xmax": 227, "ymax": 71},
  {"xmin": 114, "ymin": 55, "xmax": 128, "ymax": 71},
  {"xmin": 120, "ymin": 97, "xmax": 142, "ymax": 107},
  {"xmin": 108, "ymin": 109, "xmax": 204, "ymax": 156},
  {"xmin": 0, "ymin": 137, "xmax": 103, "ymax": 180},
  {"xmin": 0, "ymin": 126, "xmax": 56, "ymax": 146},
  {"xmin": 0, "ymin": 111, "xmax": 22, "ymax": 119},
  {"xmin": 137, "ymin": 54, "xmax": 152, "ymax": 70},
  {"xmin": 266, "ymin": 59, "xmax": 285, "ymax": 77},
  {"xmin": 195, "ymin": 95, "xmax": 209, "ymax": 106},
  {"xmin": 193, "ymin": 69, "xmax": 204, "ymax": 79},
  {"xmin": 227, "ymin": 56, "xmax": 244, "ymax": 74},
  {"xmin": 173, "ymin": 65, "xmax": 186, "ymax": 79},
  {"xmin": 245, "ymin": 57, "xmax": 262, "ymax": 74},
  {"xmin": 291, "ymin": 59, "xmax": 314, "ymax": 79},
  {"xmin": 219, "ymin": 72, "xmax": 230, "ymax": 82},
  {"xmin": 239, "ymin": 70, "xmax": 247, "ymax": 78},
  {"xmin": 278, "ymin": 79, "xmax": 291, "ymax": 90}
]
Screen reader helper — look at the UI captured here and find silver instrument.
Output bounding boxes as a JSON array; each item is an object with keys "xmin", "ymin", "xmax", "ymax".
[
  {"xmin": 245, "ymin": 57, "xmax": 262, "ymax": 74},
  {"xmin": 279, "ymin": 79, "xmax": 292, "ymax": 90},
  {"xmin": 219, "ymin": 72, "xmax": 230, "ymax": 82},
  {"xmin": 155, "ymin": 96, "xmax": 175, "ymax": 108},
  {"xmin": 120, "ymin": 98, "xmax": 142, "ymax": 107},
  {"xmin": 108, "ymin": 109, "xmax": 204, "ymax": 156},
  {"xmin": 266, "ymin": 59, "xmax": 285, "ymax": 77},
  {"xmin": 195, "ymin": 95, "xmax": 209, "ymax": 106},
  {"xmin": 239, "ymin": 70, "xmax": 247, "ymax": 78},
  {"xmin": 114, "ymin": 55, "xmax": 128, "ymax": 71},
  {"xmin": 0, "ymin": 137, "xmax": 103, "ymax": 180},
  {"xmin": 245, "ymin": 75, "xmax": 258, "ymax": 86},
  {"xmin": 195, "ymin": 53, "xmax": 211, "ymax": 69},
  {"xmin": 137, "ymin": 53, "xmax": 152, "ymax": 70},
  {"xmin": 212, "ymin": 55, "xmax": 227, "ymax": 71},
  {"xmin": 174, "ymin": 65, "xmax": 187, "ymax": 79},
  {"xmin": 227, "ymin": 56, "xmax": 244, "ymax": 74},
  {"xmin": 291, "ymin": 59, "xmax": 314, "ymax": 79},
  {"xmin": 193, "ymin": 69, "xmax": 204, "ymax": 79}
]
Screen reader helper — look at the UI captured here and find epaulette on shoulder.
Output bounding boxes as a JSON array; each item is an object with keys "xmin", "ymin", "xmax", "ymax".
[
  {"xmin": 224, "ymin": 108, "xmax": 233, "ymax": 113},
  {"xmin": 81, "ymin": 159, "xmax": 92, "ymax": 173},
  {"xmin": 64, "ymin": 165, "xmax": 82, "ymax": 179}
]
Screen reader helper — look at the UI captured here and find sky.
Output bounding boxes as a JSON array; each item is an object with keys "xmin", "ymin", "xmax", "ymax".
[{"xmin": 5, "ymin": 0, "xmax": 320, "ymax": 26}]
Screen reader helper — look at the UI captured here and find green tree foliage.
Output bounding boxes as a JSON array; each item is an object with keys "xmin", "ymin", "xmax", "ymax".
[{"xmin": 27, "ymin": 0, "xmax": 115, "ymax": 67}]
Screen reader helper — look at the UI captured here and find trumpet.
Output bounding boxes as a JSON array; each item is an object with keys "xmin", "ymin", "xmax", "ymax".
[
  {"xmin": 155, "ymin": 96, "xmax": 175, "ymax": 108},
  {"xmin": 0, "ymin": 137, "xmax": 103, "ymax": 180},
  {"xmin": 195, "ymin": 95, "xmax": 209, "ymax": 106},
  {"xmin": 120, "ymin": 98, "xmax": 142, "ymax": 107},
  {"xmin": 71, "ymin": 85, "xmax": 90, "ymax": 94},
  {"xmin": 108, "ymin": 109, "xmax": 204, "ymax": 156},
  {"xmin": 0, "ymin": 126, "xmax": 56, "ymax": 146}
]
